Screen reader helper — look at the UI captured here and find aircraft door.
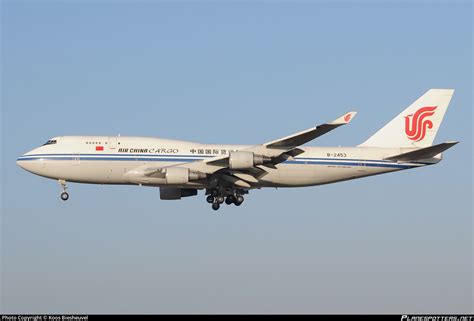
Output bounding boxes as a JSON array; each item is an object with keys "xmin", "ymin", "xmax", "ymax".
[{"xmin": 108, "ymin": 136, "xmax": 118, "ymax": 150}]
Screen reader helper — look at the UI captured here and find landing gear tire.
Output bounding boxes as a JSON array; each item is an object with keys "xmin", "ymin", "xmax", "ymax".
[
  {"xmin": 206, "ymin": 195, "xmax": 215, "ymax": 204},
  {"xmin": 58, "ymin": 180, "xmax": 69, "ymax": 201},
  {"xmin": 216, "ymin": 196, "xmax": 225, "ymax": 204},
  {"xmin": 234, "ymin": 195, "xmax": 244, "ymax": 206},
  {"xmin": 225, "ymin": 195, "xmax": 235, "ymax": 205},
  {"xmin": 60, "ymin": 192, "xmax": 69, "ymax": 201},
  {"xmin": 212, "ymin": 202, "xmax": 220, "ymax": 211}
]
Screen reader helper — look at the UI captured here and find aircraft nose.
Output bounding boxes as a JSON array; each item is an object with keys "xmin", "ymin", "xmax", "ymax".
[
  {"xmin": 17, "ymin": 154, "xmax": 31, "ymax": 171},
  {"xmin": 16, "ymin": 158, "xmax": 25, "ymax": 170},
  {"xmin": 16, "ymin": 152, "xmax": 44, "ymax": 174}
]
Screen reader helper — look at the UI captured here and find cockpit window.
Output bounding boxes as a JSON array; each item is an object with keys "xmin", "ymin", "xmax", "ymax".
[{"xmin": 42, "ymin": 139, "xmax": 57, "ymax": 146}]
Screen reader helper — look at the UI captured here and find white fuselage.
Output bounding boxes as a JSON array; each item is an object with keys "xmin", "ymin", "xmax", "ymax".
[{"xmin": 16, "ymin": 136, "xmax": 436, "ymax": 189}]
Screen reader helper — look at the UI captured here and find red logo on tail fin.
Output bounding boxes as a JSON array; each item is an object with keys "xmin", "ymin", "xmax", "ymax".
[{"xmin": 404, "ymin": 106, "xmax": 437, "ymax": 142}]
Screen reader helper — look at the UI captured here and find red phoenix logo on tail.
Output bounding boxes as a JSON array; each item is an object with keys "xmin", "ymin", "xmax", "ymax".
[{"xmin": 404, "ymin": 106, "xmax": 437, "ymax": 142}]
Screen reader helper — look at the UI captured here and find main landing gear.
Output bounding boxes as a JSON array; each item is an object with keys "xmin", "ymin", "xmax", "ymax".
[
  {"xmin": 206, "ymin": 188, "xmax": 245, "ymax": 211},
  {"xmin": 59, "ymin": 179, "xmax": 69, "ymax": 201}
]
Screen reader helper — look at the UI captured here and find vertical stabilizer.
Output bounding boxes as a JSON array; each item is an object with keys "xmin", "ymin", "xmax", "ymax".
[{"xmin": 359, "ymin": 89, "xmax": 454, "ymax": 148}]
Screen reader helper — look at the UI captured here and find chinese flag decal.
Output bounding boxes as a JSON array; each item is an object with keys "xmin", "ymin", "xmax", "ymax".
[{"xmin": 96, "ymin": 146, "xmax": 104, "ymax": 151}]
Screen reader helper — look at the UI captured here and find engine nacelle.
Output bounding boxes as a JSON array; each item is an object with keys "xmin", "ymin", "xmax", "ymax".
[
  {"xmin": 164, "ymin": 167, "xmax": 206, "ymax": 184},
  {"xmin": 229, "ymin": 151, "xmax": 271, "ymax": 169},
  {"xmin": 160, "ymin": 187, "xmax": 198, "ymax": 200}
]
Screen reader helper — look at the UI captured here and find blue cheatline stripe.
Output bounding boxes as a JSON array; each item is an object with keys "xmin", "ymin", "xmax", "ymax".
[
  {"xmin": 17, "ymin": 153, "xmax": 402, "ymax": 163},
  {"xmin": 20, "ymin": 153, "xmax": 393, "ymax": 163},
  {"xmin": 18, "ymin": 157, "xmax": 200, "ymax": 162},
  {"xmin": 19, "ymin": 153, "xmax": 215, "ymax": 158},
  {"xmin": 16, "ymin": 153, "xmax": 424, "ymax": 169},
  {"xmin": 284, "ymin": 160, "xmax": 416, "ymax": 169},
  {"xmin": 293, "ymin": 157, "xmax": 391, "ymax": 163}
]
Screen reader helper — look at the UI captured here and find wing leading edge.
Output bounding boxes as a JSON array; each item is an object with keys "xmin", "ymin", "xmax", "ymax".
[
  {"xmin": 127, "ymin": 111, "xmax": 357, "ymax": 189},
  {"xmin": 129, "ymin": 111, "xmax": 357, "ymax": 187},
  {"xmin": 183, "ymin": 111, "xmax": 357, "ymax": 174},
  {"xmin": 263, "ymin": 111, "xmax": 357, "ymax": 149}
]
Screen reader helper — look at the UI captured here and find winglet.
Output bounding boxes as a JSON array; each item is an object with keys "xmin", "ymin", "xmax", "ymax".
[{"xmin": 329, "ymin": 111, "xmax": 358, "ymax": 125}]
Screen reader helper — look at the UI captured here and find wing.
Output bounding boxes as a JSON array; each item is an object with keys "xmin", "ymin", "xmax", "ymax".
[
  {"xmin": 263, "ymin": 111, "xmax": 357, "ymax": 149},
  {"xmin": 243, "ymin": 111, "xmax": 357, "ymax": 158},
  {"xmin": 180, "ymin": 110, "xmax": 356, "ymax": 174},
  {"xmin": 132, "ymin": 111, "xmax": 357, "ymax": 188}
]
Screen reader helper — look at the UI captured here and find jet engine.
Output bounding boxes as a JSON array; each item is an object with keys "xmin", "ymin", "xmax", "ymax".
[
  {"xmin": 229, "ymin": 151, "xmax": 271, "ymax": 169},
  {"xmin": 164, "ymin": 167, "xmax": 206, "ymax": 184}
]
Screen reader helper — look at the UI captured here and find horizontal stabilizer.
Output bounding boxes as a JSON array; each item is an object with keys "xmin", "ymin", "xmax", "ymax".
[{"xmin": 384, "ymin": 141, "xmax": 459, "ymax": 162}]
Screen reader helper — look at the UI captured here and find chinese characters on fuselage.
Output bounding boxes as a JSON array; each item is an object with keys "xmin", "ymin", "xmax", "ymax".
[{"xmin": 116, "ymin": 147, "xmax": 238, "ymax": 155}]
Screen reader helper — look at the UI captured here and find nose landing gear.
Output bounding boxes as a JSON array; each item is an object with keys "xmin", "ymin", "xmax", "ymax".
[{"xmin": 58, "ymin": 179, "xmax": 69, "ymax": 201}]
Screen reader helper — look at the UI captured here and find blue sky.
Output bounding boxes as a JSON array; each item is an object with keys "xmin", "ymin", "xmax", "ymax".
[{"xmin": 1, "ymin": 1, "xmax": 472, "ymax": 313}]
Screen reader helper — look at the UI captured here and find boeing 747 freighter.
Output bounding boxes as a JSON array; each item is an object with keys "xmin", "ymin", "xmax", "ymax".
[{"xmin": 17, "ymin": 89, "xmax": 458, "ymax": 210}]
